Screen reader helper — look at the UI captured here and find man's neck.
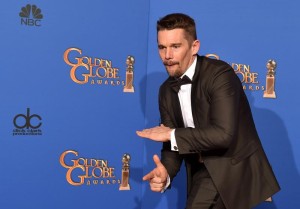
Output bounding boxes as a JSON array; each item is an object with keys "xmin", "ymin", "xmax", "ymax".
[{"xmin": 181, "ymin": 56, "xmax": 197, "ymax": 80}]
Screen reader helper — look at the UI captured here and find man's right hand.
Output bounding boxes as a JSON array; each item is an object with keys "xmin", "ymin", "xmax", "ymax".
[{"xmin": 143, "ymin": 154, "xmax": 168, "ymax": 192}]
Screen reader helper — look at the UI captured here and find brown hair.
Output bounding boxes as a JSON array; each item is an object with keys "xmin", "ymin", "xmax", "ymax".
[{"xmin": 157, "ymin": 13, "xmax": 197, "ymax": 43}]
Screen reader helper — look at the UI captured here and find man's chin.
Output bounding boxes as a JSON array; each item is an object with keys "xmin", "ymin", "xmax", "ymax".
[
  {"xmin": 167, "ymin": 72, "xmax": 177, "ymax": 78},
  {"xmin": 166, "ymin": 67, "xmax": 180, "ymax": 77},
  {"xmin": 167, "ymin": 71, "xmax": 181, "ymax": 78}
]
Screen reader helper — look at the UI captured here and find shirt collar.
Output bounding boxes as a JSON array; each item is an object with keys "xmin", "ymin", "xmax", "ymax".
[{"xmin": 181, "ymin": 56, "xmax": 197, "ymax": 81}]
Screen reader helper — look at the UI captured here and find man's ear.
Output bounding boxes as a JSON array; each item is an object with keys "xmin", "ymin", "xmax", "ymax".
[{"xmin": 192, "ymin": 40, "xmax": 200, "ymax": 55}]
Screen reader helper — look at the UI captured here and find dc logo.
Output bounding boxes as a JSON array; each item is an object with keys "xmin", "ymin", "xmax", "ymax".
[{"xmin": 13, "ymin": 108, "xmax": 42, "ymax": 129}]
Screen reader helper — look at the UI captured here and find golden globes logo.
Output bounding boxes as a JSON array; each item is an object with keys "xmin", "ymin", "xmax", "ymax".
[
  {"xmin": 232, "ymin": 63, "xmax": 265, "ymax": 91},
  {"xmin": 206, "ymin": 54, "xmax": 265, "ymax": 91},
  {"xmin": 59, "ymin": 150, "xmax": 120, "ymax": 186},
  {"xmin": 63, "ymin": 47, "xmax": 126, "ymax": 87}
]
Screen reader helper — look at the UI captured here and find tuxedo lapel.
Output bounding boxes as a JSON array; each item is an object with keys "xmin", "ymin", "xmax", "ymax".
[
  {"xmin": 163, "ymin": 75, "xmax": 186, "ymax": 128},
  {"xmin": 171, "ymin": 91, "xmax": 185, "ymax": 128},
  {"xmin": 190, "ymin": 56, "xmax": 203, "ymax": 128}
]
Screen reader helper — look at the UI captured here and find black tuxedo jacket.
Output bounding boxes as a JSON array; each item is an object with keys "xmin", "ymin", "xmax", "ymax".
[{"xmin": 159, "ymin": 55, "xmax": 280, "ymax": 209}]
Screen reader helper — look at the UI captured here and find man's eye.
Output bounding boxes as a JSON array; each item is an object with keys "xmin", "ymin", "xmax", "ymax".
[{"xmin": 173, "ymin": 45, "xmax": 180, "ymax": 49}]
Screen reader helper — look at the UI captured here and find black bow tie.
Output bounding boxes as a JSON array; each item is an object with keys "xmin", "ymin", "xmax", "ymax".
[{"xmin": 169, "ymin": 75, "xmax": 192, "ymax": 93}]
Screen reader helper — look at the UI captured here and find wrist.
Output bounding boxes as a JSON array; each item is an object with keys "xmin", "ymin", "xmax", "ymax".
[{"xmin": 168, "ymin": 129, "xmax": 174, "ymax": 141}]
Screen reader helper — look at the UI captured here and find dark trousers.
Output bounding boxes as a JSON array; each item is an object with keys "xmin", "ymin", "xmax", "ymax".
[{"xmin": 186, "ymin": 164, "xmax": 226, "ymax": 209}]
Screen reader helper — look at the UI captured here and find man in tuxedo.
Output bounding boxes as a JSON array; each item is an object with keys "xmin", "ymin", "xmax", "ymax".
[{"xmin": 136, "ymin": 13, "xmax": 280, "ymax": 209}]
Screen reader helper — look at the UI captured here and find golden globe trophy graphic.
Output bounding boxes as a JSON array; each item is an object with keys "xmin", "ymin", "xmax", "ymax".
[
  {"xmin": 119, "ymin": 153, "xmax": 131, "ymax": 190},
  {"xmin": 123, "ymin": 56, "xmax": 135, "ymax": 93},
  {"xmin": 263, "ymin": 59, "xmax": 277, "ymax": 98}
]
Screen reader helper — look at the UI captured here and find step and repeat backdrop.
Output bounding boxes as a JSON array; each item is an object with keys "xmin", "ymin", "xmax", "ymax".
[{"xmin": 0, "ymin": 0, "xmax": 299, "ymax": 209}]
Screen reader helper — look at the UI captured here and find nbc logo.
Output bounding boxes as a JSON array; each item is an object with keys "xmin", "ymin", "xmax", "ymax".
[{"xmin": 19, "ymin": 4, "xmax": 43, "ymax": 26}]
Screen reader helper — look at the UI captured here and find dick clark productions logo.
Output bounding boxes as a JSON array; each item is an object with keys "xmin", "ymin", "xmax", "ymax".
[{"xmin": 13, "ymin": 108, "xmax": 42, "ymax": 136}]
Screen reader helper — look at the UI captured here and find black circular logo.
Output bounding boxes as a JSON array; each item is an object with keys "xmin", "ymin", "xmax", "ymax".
[{"xmin": 13, "ymin": 108, "xmax": 42, "ymax": 129}]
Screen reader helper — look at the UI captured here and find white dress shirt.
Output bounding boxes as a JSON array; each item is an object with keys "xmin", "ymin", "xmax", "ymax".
[{"xmin": 170, "ymin": 57, "xmax": 197, "ymax": 151}]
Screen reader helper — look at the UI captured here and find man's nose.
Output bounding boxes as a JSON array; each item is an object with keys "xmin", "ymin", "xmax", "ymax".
[{"xmin": 165, "ymin": 48, "xmax": 173, "ymax": 59}]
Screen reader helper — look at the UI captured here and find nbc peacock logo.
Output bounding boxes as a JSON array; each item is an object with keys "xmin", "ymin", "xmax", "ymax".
[{"xmin": 19, "ymin": 4, "xmax": 43, "ymax": 26}]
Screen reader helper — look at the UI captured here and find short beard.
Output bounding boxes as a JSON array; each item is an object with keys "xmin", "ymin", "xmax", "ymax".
[
  {"xmin": 166, "ymin": 67, "xmax": 182, "ymax": 78},
  {"xmin": 163, "ymin": 61, "xmax": 181, "ymax": 78}
]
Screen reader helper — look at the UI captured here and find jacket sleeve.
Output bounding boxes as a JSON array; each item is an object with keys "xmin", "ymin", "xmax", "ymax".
[
  {"xmin": 176, "ymin": 66, "xmax": 242, "ymax": 154},
  {"xmin": 159, "ymin": 85, "xmax": 183, "ymax": 181}
]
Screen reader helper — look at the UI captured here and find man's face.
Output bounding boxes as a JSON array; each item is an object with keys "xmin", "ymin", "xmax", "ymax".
[{"xmin": 157, "ymin": 29, "xmax": 199, "ymax": 77}]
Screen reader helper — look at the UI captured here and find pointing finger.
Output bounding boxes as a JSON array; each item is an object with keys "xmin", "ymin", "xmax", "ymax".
[{"xmin": 143, "ymin": 171, "xmax": 154, "ymax": 181}]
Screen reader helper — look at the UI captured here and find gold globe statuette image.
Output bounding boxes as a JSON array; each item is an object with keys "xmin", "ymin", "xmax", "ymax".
[
  {"xmin": 263, "ymin": 59, "xmax": 277, "ymax": 98},
  {"xmin": 119, "ymin": 153, "xmax": 131, "ymax": 190},
  {"xmin": 123, "ymin": 56, "xmax": 135, "ymax": 93}
]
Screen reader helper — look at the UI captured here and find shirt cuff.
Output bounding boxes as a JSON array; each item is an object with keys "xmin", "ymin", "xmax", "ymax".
[
  {"xmin": 170, "ymin": 129, "xmax": 179, "ymax": 151},
  {"xmin": 161, "ymin": 175, "xmax": 171, "ymax": 193}
]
